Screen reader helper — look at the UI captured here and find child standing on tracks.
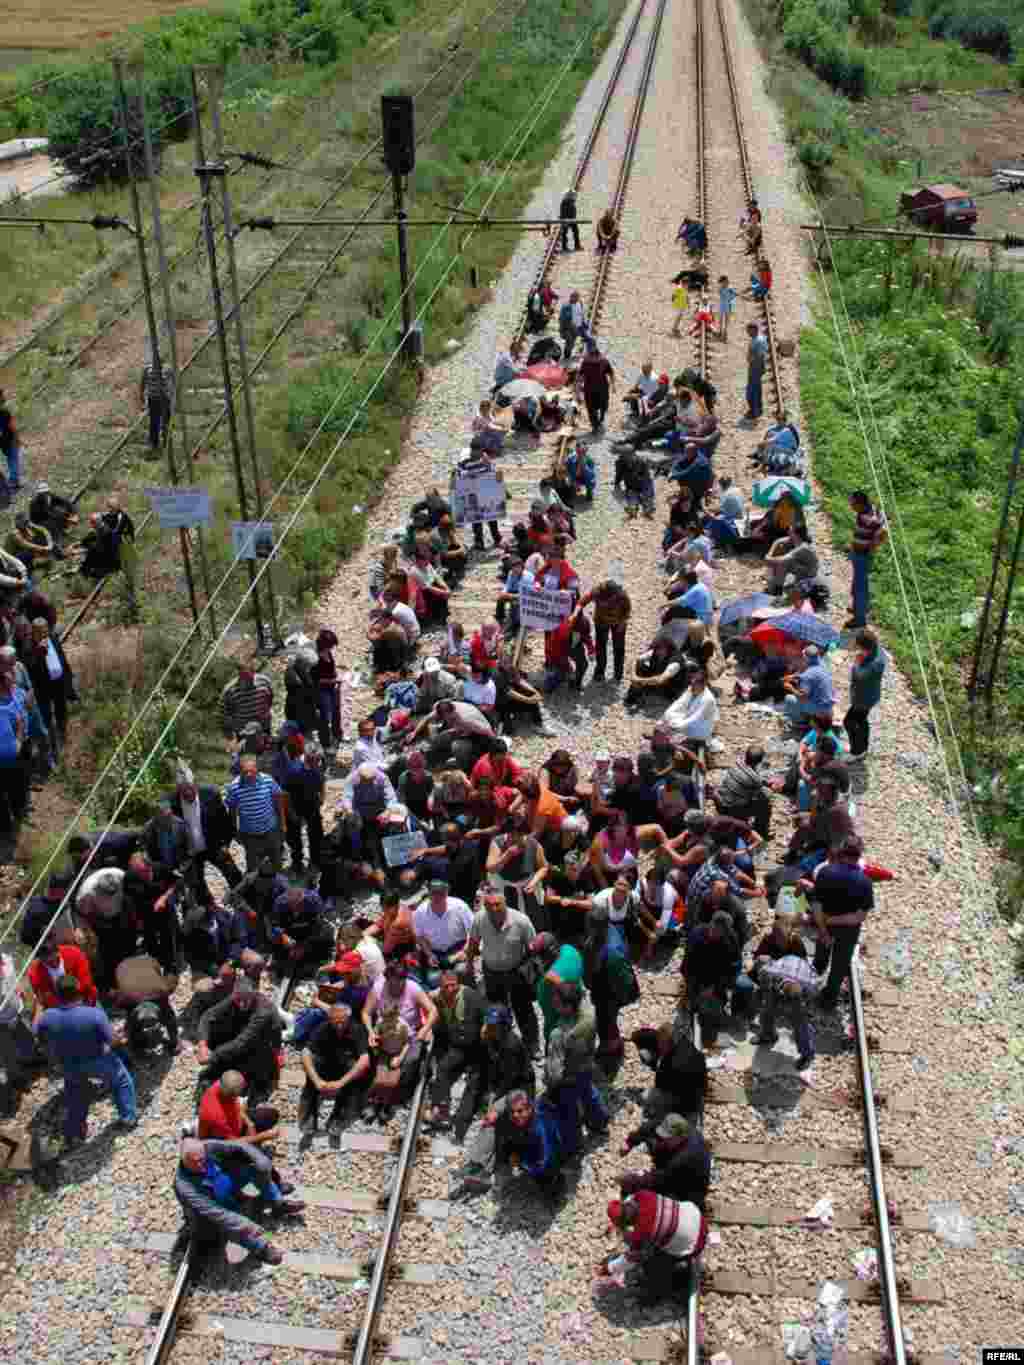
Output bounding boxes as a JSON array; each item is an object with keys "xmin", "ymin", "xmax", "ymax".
[
  {"xmin": 717, "ymin": 275, "xmax": 737, "ymax": 341},
  {"xmin": 670, "ymin": 277, "xmax": 689, "ymax": 337}
]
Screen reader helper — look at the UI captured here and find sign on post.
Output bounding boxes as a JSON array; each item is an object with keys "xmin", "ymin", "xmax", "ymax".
[
  {"xmin": 519, "ymin": 585, "xmax": 574, "ymax": 632},
  {"xmin": 382, "ymin": 829, "xmax": 427, "ymax": 868},
  {"xmin": 451, "ymin": 466, "xmax": 506, "ymax": 527},
  {"xmin": 145, "ymin": 486, "xmax": 212, "ymax": 529},
  {"xmin": 231, "ymin": 521, "xmax": 275, "ymax": 560}
]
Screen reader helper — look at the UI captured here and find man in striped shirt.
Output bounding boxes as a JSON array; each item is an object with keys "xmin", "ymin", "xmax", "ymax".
[
  {"xmin": 224, "ymin": 756, "xmax": 287, "ymax": 874},
  {"xmin": 222, "ymin": 662, "xmax": 274, "ymax": 739}
]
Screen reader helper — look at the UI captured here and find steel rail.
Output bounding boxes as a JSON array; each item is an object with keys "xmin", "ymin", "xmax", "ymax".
[
  {"xmin": 693, "ymin": 0, "xmax": 709, "ymax": 385},
  {"xmin": 510, "ymin": 0, "xmax": 649, "ymax": 350},
  {"xmin": 710, "ymin": 0, "xmax": 784, "ymax": 421},
  {"xmin": 850, "ymin": 948, "xmax": 908, "ymax": 1365},
  {"xmin": 351, "ymin": 1041, "xmax": 434, "ymax": 1365},
  {"xmin": 67, "ymin": 2, "xmax": 516, "ymax": 505},
  {"xmin": 588, "ymin": 0, "xmax": 667, "ymax": 335},
  {"xmin": 144, "ymin": 1252, "xmax": 192, "ymax": 1365}
]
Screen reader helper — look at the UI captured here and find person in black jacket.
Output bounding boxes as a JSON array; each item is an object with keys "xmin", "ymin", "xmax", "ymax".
[
  {"xmin": 284, "ymin": 649, "xmax": 320, "ymax": 739},
  {"xmin": 142, "ymin": 802, "xmax": 191, "ymax": 875},
  {"xmin": 196, "ymin": 981, "xmax": 282, "ymax": 1103},
  {"xmin": 480, "ymin": 1004, "xmax": 534, "ymax": 1107},
  {"xmin": 122, "ymin": 852, "xmax": 178, "ymax": 974},
  {"xmin": 21, "ymin": 617, "xmax": 74, "ymax": 760},
  {"xmin": 298, "ymin": 1004, "xmax": 372, "ymax": 1136},
  {"xmin": 619, "ymin": 1111, "xmax": 711, "ymax": 1209},
  {"xmin": 175, "ymin": 1138, "xmax": 303, "ymax": 1265},
  {"xmin": 180, "ymin": 900, "xmax": 235, "ymax": 977},
  {"xmin": 559, "ymin": 189, "xmax": 581, "ymax": 253},
  {"xmin": 683, "ymin": 911, "xmax": 756, "ymax": 1044},
  {"xmin": 630, "ymin": 1022, "xmax": 707, "ymax": 1119},
  {"xmin": 426, "ymin": 971, "xmax": 488, "ymax": 1137},
  {"xmin": 170, "ymin": 767, "xmax": 242, "ymax": 903}
]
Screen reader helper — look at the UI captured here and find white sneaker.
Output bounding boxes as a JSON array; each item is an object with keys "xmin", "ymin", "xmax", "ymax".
[{"xmin": 180, "ymin": 1120, "xmax": 197, "ymax": 1139}]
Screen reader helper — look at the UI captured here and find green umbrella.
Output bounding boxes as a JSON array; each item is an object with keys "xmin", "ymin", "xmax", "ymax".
[{"xmin": 752, "ymin": 476, "xmax": 811, "ymax": 509}]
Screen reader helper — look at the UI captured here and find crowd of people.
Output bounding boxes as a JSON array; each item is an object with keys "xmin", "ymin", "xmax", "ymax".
[{"xmin": 0, "ymin": 192, "xmax": 894, "ymax": 1301}]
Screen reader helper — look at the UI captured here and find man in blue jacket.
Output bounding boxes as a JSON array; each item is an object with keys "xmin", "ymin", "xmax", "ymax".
[
  {"xmin": 175, "ymin": 1138, "xmax": 304, "ymax": 1265},
  {"xmin": 36, "ymin": 974, "xmax": 137, "ymax": 1145},
  {"xmin": 461, "ymin": 1087, "xmax": 564, "ymax": 1198}
]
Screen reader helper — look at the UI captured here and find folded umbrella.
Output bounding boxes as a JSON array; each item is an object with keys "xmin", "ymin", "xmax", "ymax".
[
  {"xmin": 498, "ymin": 377, "xmax": 547, "ymax": 403},
  {"xmin": 522, "ymin": 361, "xmax": 568, "ymax": 390},
  {"xmin": 752, "ymin": 476, "xmax": 811, "ymax": 508}
]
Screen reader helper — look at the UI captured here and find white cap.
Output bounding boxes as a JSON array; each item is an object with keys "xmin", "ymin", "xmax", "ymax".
[
  {"xmin": 423, "ymin": 656, "xmax": 441, "ymax": 675},
  {"xmin": 595, "ymin": 750, "xmax": 611, "ymax": 764}
]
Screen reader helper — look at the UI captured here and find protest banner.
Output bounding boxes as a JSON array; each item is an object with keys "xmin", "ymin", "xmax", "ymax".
[
  {"xmin": 519, "ymin": 585, "xmax": 574, "ymax": 632},
  {"xmin": 382, "ymin": 829, "xmax": 427, "ymax": 868},
  {"xmin": 451, "ymin": 464, "xmax": 506, "ymax": 526},
  {"xmin": 144, "ymin": 486, "xmax": 211, "ymax": 529},
  {"xmin": 231, "ymin": 521, "xmax": 275, "ymax": 560}
]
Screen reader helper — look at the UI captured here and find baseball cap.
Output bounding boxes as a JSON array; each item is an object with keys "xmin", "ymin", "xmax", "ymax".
[
  {"xmin": 655, "ymin": 1113, "xmax": 690, "ymax": 1140},
  {"xmin": 594, "ymin": 750, "xmax": 611, "ymax": 764},
  {"xmin": 423, "ymin": 656, "xmax": 441, "ymax": 675},
  {"xmin": 428, "ymin": 878, "xmax": 449, "ymax": 893},
  {"xmin": 484, "ymin": 1005, "xmax": 513, "ymax": 1029},
  {"xmin": 336, "ymin": 951, "xmax": 364, "ymax": 975}
]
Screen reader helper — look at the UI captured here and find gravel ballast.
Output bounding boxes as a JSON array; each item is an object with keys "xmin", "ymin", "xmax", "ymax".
[{"xmin": 0, "ymin": 0, "xmax": 1022, "ymax": 1361}]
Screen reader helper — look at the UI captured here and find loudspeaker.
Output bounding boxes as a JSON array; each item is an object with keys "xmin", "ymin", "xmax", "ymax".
[{"xmin": 381, "ymin": 94, "xmax": 415, "ymax": 176}]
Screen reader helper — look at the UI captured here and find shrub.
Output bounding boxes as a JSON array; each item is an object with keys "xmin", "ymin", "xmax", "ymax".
[
  {"xmin": 797, "ymin": 134, "xmax": 835, "ymax": 182},
  {"xmin": 45, "ymin": 67, "xmax": 154, "ymax": 189}
]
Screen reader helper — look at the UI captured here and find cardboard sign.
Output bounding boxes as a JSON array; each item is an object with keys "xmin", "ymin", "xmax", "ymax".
[
  {"xmin": 231, "ymin": 521, "xmax": 275, "ymax": 560},
  {"xmin": 451, "ymin": 466, "xmax": 506, "ymax": 527},
  {"xmin": 519, "ymin": 585, "xmax": 574, "ymax": 632},
  {"xmin": 145, "ymin": 486, "xmax": 211, "ymax": 529},
  {"xmin": 381, "ymin": 829, "xmax": 427, "ymax": 868}
]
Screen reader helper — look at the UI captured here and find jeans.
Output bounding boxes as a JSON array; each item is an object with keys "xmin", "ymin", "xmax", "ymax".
[
  {"xmin": 61, "ymin": 1052, "xmax": 137, "ymax": 1140},
  {"xmin": 482, "ymin": 965, "xmax": 538, "ymax": 1052},
  {"xmin": 758, "ymin": 991, "xmax": 815, "ymax": 1060},
  {"xmin": 704, "ymin": 515, "xmax": 739, "ymax": 548},
  {"xmin": 813, "ymin": 925, "xmax": 862, "ymax": 1006},
  {"xmin": 843, "ymin": 705, "xmax": 871, "ymax": 757},
  {"xmin": 317, "ymin": 686, "xmax": 342, "ymax": 746},
  {"xmin": 850, "ymin": 551, "xmax": 870, "ymax": 625},
  {"xmin": 2, "ymin": 444, "xmax": 20, "ymax": 487},
  {"xmin": 746, "ymin": 371, "xmax": 764, "ymax": 419},
  {"xmin": 782, "ymin": 694, "xmax": 818, "ymax": 726},
  {"xmin": 549, "ymin": 1069, "xmax": 608, "ymax": 1155},
  {"xmin": 594, "ymin": 623, "xmax": 626, "ymax": 680}
]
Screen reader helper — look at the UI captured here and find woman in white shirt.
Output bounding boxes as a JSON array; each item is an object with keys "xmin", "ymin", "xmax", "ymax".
[{"xmin": 663, "ymin": 668, "xmax": 719, "ymax": 747}]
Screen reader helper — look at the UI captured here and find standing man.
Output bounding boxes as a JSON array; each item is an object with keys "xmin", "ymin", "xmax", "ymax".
[
  {"xmin": 0, "ymin": 661, "xmax": 29, "ymax": 841},
  {"xmin": 169, "ymin": 762, "xmax": 243, "ymax": 902},
  {"xmin": 559, "ymin": 189, "xmax": 581, "ymax": 253},
  {"xmin": 800, "ymin": 835, "xmax": 873, "ymax": 1011},
  {"xmin": 222, "ymin": 660, "xmax": 274, "ymax": 740},
  {"xmin": 576, "ymin": 341, "xmax": 616, "ymax": 434},
  {"xmin": 139, "ymin": 353, "xmax": 172, "ymax": 452},
  {"xmin": 572, "ymin": 579, "xmax": 631, "ymax": 684},
  {"xmin": 464, "ymin": 885, "xmax": 539, "ymax": 1057},
  {"xmin": 36, "ymin": 975, "xmax": 137, "ymax": 1146},
  {"xmin": 0, "ymin": 388, "xmax": 22, "ymax": 492},
  {"xmin": 22, "ymin": 616, "xmax": 74, "ymax": 764},
  {"xmin": 844, "ymin": 629, "xmax": 886, "ymax": 761},
  {"xmin": 558, "ymin": 291, "xmax": 587, "ymax": 362},
  {"xmin": 845, "ymin": 490, "xmax": 888, "ymax": 630},
  {"xmin": 224, "ymin": 756, "xmax": 287, "ymax": 873},
  {"xmin": 533, "ymin": 931, "xmax": 584, "ymax": 1045},
  {"xmin": 743, "ymin": 321, "xmax": 769, "ymax": 422},
  {"xmin": 426, "ymin": 969, "xmax": 488, "ymax": 1136},
  {"xmin": 544, "ymin": 981, "xmax": 607, "ymax": 1155}
]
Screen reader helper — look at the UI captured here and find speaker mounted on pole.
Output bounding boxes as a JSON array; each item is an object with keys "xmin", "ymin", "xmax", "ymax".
[{"xmin": 381, "ymin": 94, "xmax": 415, "ymax": 176}]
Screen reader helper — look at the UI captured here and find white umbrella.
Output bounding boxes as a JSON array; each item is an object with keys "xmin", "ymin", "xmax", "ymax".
[{"xmin": 499, "ymin": 378, "xmax": 546, "ymax": 402}]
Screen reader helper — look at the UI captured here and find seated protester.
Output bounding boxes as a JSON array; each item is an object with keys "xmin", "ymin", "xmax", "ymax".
[
  {"xmin": 486, "ymin": 814, "xmax": 548, "ymax": 928},
  {"xmin": 619, "ymin": 1111, "xmax": 711, "ymax": 1209},
  {"xmin": 732, "ymin": 651, "xmax": 791, "ymax": 706},
  {"xmin": 198, "ymin": 1069, "xmax": 280, "ymax": 1145},
  {"xmin": 683, "ymin": 910, "xmax": 756, "ymax": 1044},
  {"xmin": 630, "ymin": 1022, "xmax": 707, "ymax": 1120},
  {"xmin": 663, "ymin": 667, "xmax": 719, "ymax": 751},
  {"xmin": 411, "ymin": 880, "xmax": 474, "ymax": 985},
  {"xmin": 711, "ymin": 746, "xmax": 774, "ymax": 838},
  {"xmin": 299, "ymin": 1004, "xmax": 372, "ymax": 1135},
  {"xmin": 224, "ymin": 859, "xmax": 289, "ymax": 955},
  {"xmin": 268, "ymin": 887, "xmax": 335, "ymax": 976},
  {"xmin": 540, "ymin": 749, "xmax": 582, "ymax": 810},
  {"xmin": 404, "ymin": 698, "xmax": 495, "ymax": 774},
  {"xmin": 765, "ymin": 523, "xmax": 818, "ymax": 592},
  {"xmin": 495, "ymin": 553, "xmax": 526, "ymax": 634},
  {"xmin": 755, "ymin": 949, "xmax": 820, "ymax": 1070},
  {"xmin": 749, "ymin": 909, "xmax": 807, "ymax": 986},
  {"xmin": 595, "ymin": 208, "xmax": 619, "ymax": 253},
  {"xmin": 465, "ymin": 775, "xmax": 521, "ymax": 855},
  {"xmin": 121, "ymin": 852, "xmax": 177, "ymax": 976},
  {"xmin": 631, "ymin": 753, "xmax": 665, "ymax": 827},
  {"xmin": 180, "ymin": 897, "xmax": 235, "ymax": 977},
  {"xmin": 426, "ymin": 970, "xmax": 489, "ymax": 1135},
  {"xmin": 781, "ymin": 645, "xmax": 835, "ymax": 729},
  {"xmin": 667, "ymin": 447, "xmax": 714, "ymax": 512},
  {"xmin": 29, "ymin": 483, "xmax": 77, "ymax": 556},
  {"xmin": 543, "ymin": 612, "xmax": 593, "ymax": 695},
  {"xmin": 19, "ymin": 870, "xmax": 77, "ymax": 950},
  {"xmin": 78, "ymin": 512, "xmax": 120, "ymax": 580},
  {"xmin": 635, "ymin": 864, "xmax": 682, "ymax": 948},
  {"xmin": 336, "ymin": 762, "xmax": 397, "ymax": 867},
  {"xmin": 685, "ymin": 845, "xmax": 760, "ymax": 940},
  {"xmin": 676, "ymin": 217, "xmax": 708, "ymax": 252},
  {"xmin": 408, "ymin": 544, "xmax": 451, "ymax": 625},
  {"xmin": 747, "ymin": 258, "xmax": 772, "ymax": 300},
  {"xmin": 365, "ymin": 891, "xmax": 416, "ymax": 961},
  {"xmin": 175, "ymin": 1138, "xmax": 303, "ymax": 1267},
  {"xmin": 603, "ymin": 1192, "xmax": 707, "ymax": 1305},
  {"xmin": 654, "ymin": 774, "xmax": 699, "ymax": 841},
  {"xmin": 7, "ymin": 513, "xmax": 53, "ymax": 576},
  {"xmin": 27, "ymin": 936, "xmax": 97, "ymax": 1015},
  {"xmin": 624, "ymin": 362, "xmax": 665, "ymax": 420},
  {"xmin": 460, "ymin": 1087, "xmax": 566, "ymax": 1197},
  {"xmin": 196, "ymin": 978, "xmax": 283, "ymax": 1105},
  {"xmin": 478, "ymin": 1001, "xmax": 535, "ymax": 1109},
  {"xmin": 351, "ymin": 715, "xmax": 392, "ymax": 772},
  {"xmin": 428, "ymin": 767, "xmax": 474, "ymax": 830},
  {"xmin": 616, "ymin": 452, "xmax": 656, "ymax": 519},
  {"xmin": 361, "ymin": 957, "xmax": 437, "ymax": 1102},
  {"xmin": 732, "ymin": 491, "xmax": 805, "ymax": 557},
  {"xmin": 441, "ymin": 621, "xmax": 473, "ymax": 678},
  {"xmin": 368, "ymin": 543, "xmax": 401, "ymax": 604},
  {"xmin": 665, "ymin": 568, "xmax": 713, "ymax": 627},
  {"xmin": 611, "ymin": 387, "xmax": 681, "ymax": 453},
  {"xmin": 493, "ymin": 343, "xmax": 524, "ymax": 392},
  {"xmin": 763, "ymin": 768, "xmax": 855, "ymax": 904},
  {"xmin": 368, "ymin": 588, "xmax": 420, "ymax": 674},
  {"xmin": 542, "ymin": 848, "xmax": 595, "ymax": 939},
  {"xmin": 471, "ymin": 399, "xmax": 506, "ymax": 456},
  {"xmin": 335, "ymin": 921, "xmax": 386, "ymax": 985},
  {"xmin": 563, "ymin": 443, "xmax": 597, "ymax": 504},
  {"xmin": 752, "ymin": 412, "xmax": 800, "ymax": 467},
  {"xmin": 460, "ymin": 662, "xmax": 498, "ymax": 723},
  {"xmin": 625, "ymin": 635, "xmax": 690, "ymax": 713},
  {"xmin": 410, "ymin": 487, "xmax": 450, "ymax": 530},
  {"xmin": 435, "ymin": 514, "xmax": 467, "ymax": 586},
  {"xmin": 703, "ymin": 475, "xmax": 746, "ymax": 550},
  {"xmin": 512, "ymin": 394, "xmax": 543, "ymax": 435},
  {"xmin": 396, "ymin": 748, "xmax": 435, "ymax": 824},
  {"xmin": 289, "ymin": 955, "xmax": 371, "ymax": 1047}
]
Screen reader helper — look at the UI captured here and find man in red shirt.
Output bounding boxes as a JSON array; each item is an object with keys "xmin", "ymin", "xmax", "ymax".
[
  {"xmin": 197, "ymin": 1069, "xmax": 281, "ymax": 1145},
  {"xmin": 28, "ymin": 939, "xmax": 97, "ymax": 1018},
  {"xmin": 471, "ymin": 738, "xmax": 524, "ymax": 789}
]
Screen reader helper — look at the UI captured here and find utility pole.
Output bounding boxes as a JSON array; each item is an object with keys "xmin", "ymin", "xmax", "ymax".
[
  {"xmin": 190, "ymin": 68, "xmax": 268, "ymax": 650},
  {"xmin": 381, "ymin": 95, "xmax": 416, "ymax": 356},
  {"xmin": 204, "ymin": 65, "xmax": 281, "ymax": 650},
  {"xmin": 982, "ymin": 410, "xmax": 1024, "ymax": 721},
  {"xmin": 134, "ymin": 58, "xmax": 216, "ymax": 641},
  {"xmin": 113, "ymin": 56, "xmax": 201, "ymax": 631}
]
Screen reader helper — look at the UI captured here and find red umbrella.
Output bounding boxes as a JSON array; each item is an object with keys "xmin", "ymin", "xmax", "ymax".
[{"xmin": 523, "ymin": 361, "xmax": 568, "ymax": 389}]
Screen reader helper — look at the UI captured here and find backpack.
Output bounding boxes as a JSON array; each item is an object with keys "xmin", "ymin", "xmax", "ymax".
[{"xmin": 128, "ymin": 1001, "xmax": 165, "ymax": 1051}]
